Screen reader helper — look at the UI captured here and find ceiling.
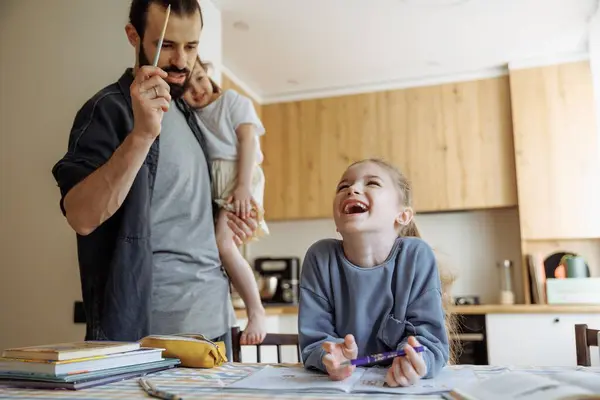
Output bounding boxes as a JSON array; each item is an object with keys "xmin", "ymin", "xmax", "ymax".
[{"xmin": 212, "ymin": 0, "xmax": 599, "ymax": 104}]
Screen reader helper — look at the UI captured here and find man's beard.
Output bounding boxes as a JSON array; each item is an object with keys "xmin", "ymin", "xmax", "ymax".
[{"xmin": 138, "ymin": 45, "xmax": 189, "ymax": 100}]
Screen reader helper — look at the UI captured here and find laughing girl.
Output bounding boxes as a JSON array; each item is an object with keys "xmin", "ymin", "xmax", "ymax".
[{"xmin": 298, "ymin": 159, "xmax": 455, "ymax": 387}]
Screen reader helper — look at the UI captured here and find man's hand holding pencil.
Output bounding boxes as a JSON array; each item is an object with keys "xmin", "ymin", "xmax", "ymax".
[
  {"xmin": 130, "ymin": 4, "xmax": 171, "ymax": 143},
  {"xmin": 130, "ymin": 66, "xmax": 171, "ymax": 142}
]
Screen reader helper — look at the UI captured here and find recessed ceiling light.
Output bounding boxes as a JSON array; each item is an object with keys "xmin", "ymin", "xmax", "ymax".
[
  {"xmin": 287, "ymin": 79, "xmax": 299, "ymax": 85},
  {"xmin": 233, "ymin": 20, "xmax": 249, "ymax": 31}
]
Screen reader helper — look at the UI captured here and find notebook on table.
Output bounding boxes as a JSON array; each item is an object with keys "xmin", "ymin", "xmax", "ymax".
[{"xmin": 226, "ymin": 364, "xmax": 478, "ymax": 395}]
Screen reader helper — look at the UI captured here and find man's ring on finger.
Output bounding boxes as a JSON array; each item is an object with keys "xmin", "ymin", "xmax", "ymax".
[{"xmin": 153, "ymin": 86, "xmax": 159, "ymax": 98}]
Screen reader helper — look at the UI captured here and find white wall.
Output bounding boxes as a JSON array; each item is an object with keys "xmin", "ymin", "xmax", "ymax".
[
  {"xmin": 246, "ymin": 208, "xmax": 524, "ymax": 305},
  {"xmin": 0, "ymin": 0, "xmax": 222, "ymax": 351},
  {"xmin": 589, "ymin": 3, "xmax": 600, "ymax": 141},
  {"xmin": 199, "ymin": 0, "xmax": 222, "ymax": 84}
]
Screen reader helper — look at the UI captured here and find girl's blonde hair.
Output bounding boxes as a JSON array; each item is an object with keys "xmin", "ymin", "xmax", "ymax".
[{"xmin": 348, "ymin": 158, "xmax": 460, "ymax": 364}]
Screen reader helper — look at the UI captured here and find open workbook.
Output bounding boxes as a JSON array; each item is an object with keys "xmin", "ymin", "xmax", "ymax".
[
  {"xmin": 226, "ymin": 364, "xmax": 478, "ymax": 395},
  {"xmin": 445, "ymin": 370, "xmax": 600, "ymax": 400}
]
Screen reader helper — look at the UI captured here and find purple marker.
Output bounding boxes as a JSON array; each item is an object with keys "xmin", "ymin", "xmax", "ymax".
[{"xmin": 340, "ymin": 345, "xmax": 425, "ymax": 367}]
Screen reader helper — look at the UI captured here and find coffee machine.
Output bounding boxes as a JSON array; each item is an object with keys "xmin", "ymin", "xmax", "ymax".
[{"xmin": 254, "ymin": 257, "xmax": 300, "ymax": 305}]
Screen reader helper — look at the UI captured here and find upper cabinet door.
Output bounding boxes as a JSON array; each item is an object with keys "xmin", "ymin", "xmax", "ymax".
[
  {"xmin": 509, "ymin": 61, "xmax": 600, "ymax": 240},
  {"xmin": 261, "ymin": 76, "xmax": 518, "ymax": 220},
  {"xmin": 396, "ymin": 76, "xmax": 518, "ymax": 212}
]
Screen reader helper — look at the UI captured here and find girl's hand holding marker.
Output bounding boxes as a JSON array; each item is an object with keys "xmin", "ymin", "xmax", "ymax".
[
  {"xmin": 322, "ymin": 335, "xmax": 427, "ymax": 387},
  {"xmin": 385, "ymin": 336, "xmax": 427, "ymax": 387}
]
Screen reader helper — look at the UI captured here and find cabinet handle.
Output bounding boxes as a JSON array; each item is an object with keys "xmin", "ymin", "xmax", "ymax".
[
  {"xmin": 450, "ymin": 333, "xmax": 484, "ymax": 342},
  {"xmin": 553, "ymin": 317, "xmax": 560, "ymax": 323}
]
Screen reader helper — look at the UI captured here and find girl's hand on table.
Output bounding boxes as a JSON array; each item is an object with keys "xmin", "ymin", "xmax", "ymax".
[{"xmin": 321, "ymin": 334, "xmax": 358, "ymax": 381}]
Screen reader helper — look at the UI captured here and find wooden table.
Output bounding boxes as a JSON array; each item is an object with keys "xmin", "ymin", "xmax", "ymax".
[{"xmin": 0, "ymin": 363, "xmax": 598, "ymax": 399}]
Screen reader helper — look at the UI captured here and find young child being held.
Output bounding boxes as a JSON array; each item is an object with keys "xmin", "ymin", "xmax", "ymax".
[
  {"xmin": 298, "ymin": 158, "xmax": 456, "ymax": 387},
  {"xmin": 183, "ymin": 56, "xmax": 269, "ymax": 346}
]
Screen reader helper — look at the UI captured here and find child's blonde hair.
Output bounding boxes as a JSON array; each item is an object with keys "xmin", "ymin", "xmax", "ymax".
[{"xmin": 348, "ymin": 158, "xmax": 460, "ymax": 364}]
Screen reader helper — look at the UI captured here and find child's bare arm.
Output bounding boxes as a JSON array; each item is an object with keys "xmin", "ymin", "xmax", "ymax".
[
  {"xmin": 236, "ymin": 124, "xmax": 256, "ymax": 189},
  {"xmin": 230, "ymin": 124, "xmax": 257, "ymax": 219}
]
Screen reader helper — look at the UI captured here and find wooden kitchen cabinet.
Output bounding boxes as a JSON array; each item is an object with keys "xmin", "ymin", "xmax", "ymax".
[
  {"xmin": 509, "ymin": 60, "xmax": 600, "ymax": 240},
  {"xmin": 486, "ymin": 313, "xmax": 600, "ymax": 366},
  {"xmin": 261, "ymin": 76, "xmax": 518, "ymax": 220}
]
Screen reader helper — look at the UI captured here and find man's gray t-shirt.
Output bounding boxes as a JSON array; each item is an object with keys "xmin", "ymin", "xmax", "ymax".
[{"xmin": 150, "ymin": 103, "xmax": 235, "ymax": 339}]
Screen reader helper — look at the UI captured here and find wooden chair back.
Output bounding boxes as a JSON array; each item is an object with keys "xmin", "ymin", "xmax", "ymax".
[
  {"xmin": 231, "ymin": 326, "xmax": 301, "ymax": 363},
  {"xmin": 575, "ymin": 323, "xmax": 599, "ymax": 366}
]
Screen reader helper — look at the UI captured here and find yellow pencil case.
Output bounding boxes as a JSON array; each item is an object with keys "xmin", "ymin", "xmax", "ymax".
[{"xmin": 139, "ymin": 333, "xmax": 227, "ymax": 368}]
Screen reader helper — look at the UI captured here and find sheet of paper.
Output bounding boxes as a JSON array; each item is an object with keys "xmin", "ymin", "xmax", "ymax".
[
  {"xmin": 226, "ymin": 365, "xmax": 365, "ymax": 393},
  {"xmin": 551, "ymin": 370, "xmax": 600, "ymax": 393},
  {"xmin": 351, "ymin": 366, "xmax": 479, "ymax": 395},
  {"xmin": 451, "ymin": 372, "xmax": 594, "ymax": 400}
]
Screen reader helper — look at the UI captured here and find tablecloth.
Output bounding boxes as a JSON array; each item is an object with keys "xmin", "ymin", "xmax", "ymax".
[{"xmin": 0, "ymin": 363, "xmax": 598, "ymax": 399}]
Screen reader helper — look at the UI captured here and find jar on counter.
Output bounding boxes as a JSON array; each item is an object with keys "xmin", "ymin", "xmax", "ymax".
[{"xmin": 498, "ymin": 259, "xmax": 515, "ymax": 305}]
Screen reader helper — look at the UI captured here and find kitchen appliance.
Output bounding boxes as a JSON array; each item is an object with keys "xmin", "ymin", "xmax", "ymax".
[
  {"xmin": 452, "ymin": 298, "xmax": 488, "ymax": 365},
  {"xmin": 453, "ymin": 296, "xmax": 480, "ymax": 306},
  {"xmin": 453, "ymin": 313, "xmax": 488, "ymax": 365},
  {"xmin": 254, "ymin": 257, "xmax": 300, "ymax": 305}
]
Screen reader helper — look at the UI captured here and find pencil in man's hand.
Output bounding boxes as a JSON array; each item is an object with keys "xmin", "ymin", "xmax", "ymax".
[{"xmin": 153, "ymin": 5, "xmax": 171, "ymax": 67}]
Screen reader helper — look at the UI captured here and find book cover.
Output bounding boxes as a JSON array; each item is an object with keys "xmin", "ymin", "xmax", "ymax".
[{"xmin": 2, "ymin": 341, "xmax": 141, "ymax": 361}]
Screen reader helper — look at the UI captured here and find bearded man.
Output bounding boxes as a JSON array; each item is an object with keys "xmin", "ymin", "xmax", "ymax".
[{"xmin": 52, "ymin": 0, "xmax": 256, "ymax": 360}]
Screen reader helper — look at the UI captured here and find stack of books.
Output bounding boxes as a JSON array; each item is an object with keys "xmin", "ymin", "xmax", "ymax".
[{"xmin": 0, "ymin": 341, "xmax": 180, "ymax": 390}]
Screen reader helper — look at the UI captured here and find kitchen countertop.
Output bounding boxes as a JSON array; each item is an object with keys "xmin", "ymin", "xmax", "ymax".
[
  {"xmin": 234, "ymin": 304, "xmax": 600, "ymax": 318},
  {"xmin": 450, "ymin": 304, "xmax": 600, "ymax": 314},
  {"xmin": 235, "ymin": 305, "xmax": 299, "ymax": 319}
]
